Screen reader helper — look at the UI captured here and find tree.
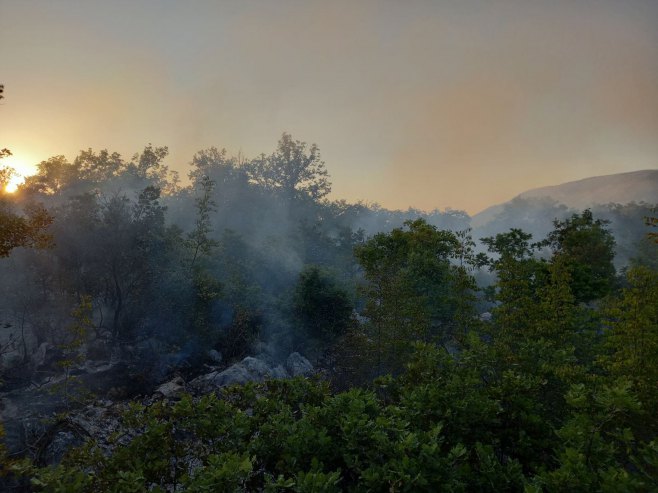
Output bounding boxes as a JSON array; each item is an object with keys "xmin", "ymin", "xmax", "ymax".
[
  {"xmin": 49, "ymin": 187, "xmax": 169, "ymax": 345},
  {"xmin": 247, "ymin": 133, "xmax": 331, "ymax": 201},
  {"xmin": 481, "ymin": 229, "xmax": 548, "ymax": 343},
  {"xmin": 450, "ymin": 229, "xmax": 486, "ymax": 340},
  {"xmin": 188, "ymin": 147, "xmax": 245, "ymax": 186},
  {"xmin": 645, "ymin": 210, "xmax": 658, "ymax": 244},
  {"xmin": 22, "ymin": 155, "xmax": 81, "ymax": 195},
  {"xmin": 55, "ymin": 296, "xmax": 93, "ymax": 408},
  {"xmin": 186, "ymin": 175, "xmax": 219, "ymax": 269},
  {"xmin": 1, "ymin": 153, "xmax": 53, "ymax": 257},
  {"xmin": 354, "ymin": 219, "xmax": 461, "ymax": 375},
  {"xmin": 291, "ymin": 266, "xmax": 353, "ymax": 354},
  {"xmin": 541, "ymin": 209, "xmax": 616, "ymax": 303},
  {"xmin": 602, "ymin": 266, "xmax": 658, "ymax": 417},
  {"xmin": 75, "ymin": 148, "xmax": 125, "ymax": 182},
  {"xmin": 0, "ymin": 202, "xmax": 53, "ymax": 257},
  {"xmin": 131, "ymin": 144, "xmax": 177, "ymax": 191}
]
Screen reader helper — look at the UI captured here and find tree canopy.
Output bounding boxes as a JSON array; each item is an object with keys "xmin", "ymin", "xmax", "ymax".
[{"xmin": 0, "ymin": 137, "xmax": 656, "ymax": 492}]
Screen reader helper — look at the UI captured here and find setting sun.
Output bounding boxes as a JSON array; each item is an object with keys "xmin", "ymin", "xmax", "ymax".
[
  {"xmin": 1, "ymin": 154, "xmax": 36, "ymax": 193},
  {"xmin": 4, "ymin": 172, "xmax": 23, "ymax": 193}
]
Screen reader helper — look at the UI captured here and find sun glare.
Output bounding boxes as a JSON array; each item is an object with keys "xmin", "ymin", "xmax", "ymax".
[
  {"xmin": 5, "ymin": 173, "xmax": 23, "ymax": 193},
  {"xmin": 2, "ymin": 155, "xmax": 37, "ymax": 193}
]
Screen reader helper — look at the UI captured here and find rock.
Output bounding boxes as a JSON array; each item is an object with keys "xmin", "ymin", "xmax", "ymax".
[
  {"xmin": 443, "ymin": 338, "xmax": 460, "ymax": 356},
  {"xmin": 190, "ymin": 356, "xmax": 289, "ymax": 392},
  {"xmin": 67, "ymin": 401, "xmax": 127, "ymax": 448},
  {"xmin": 1, "ymin": 353, "xmax": 22, "ymax": 372},
  {"xmin": 31, "ymin": 343, "xmax": 47, "ymax": 368},
  {"xmin": 32, "ymin": 342, "xmax": 63, "ymax": 371},
  {"xmin": 285, "ymin": 352, "xmax": 313, "ymax": 377},
  {"xmin": 207, "ymin": 349, "xmax": 223, "ymax": 364},
  {"xmin": 479, "ymin": 312, "xmax": 492, "ymax": 322},
  {"xmin": 210, "ymin": 365, "xmax": 252, "ymax": 387},
  {"xmin": 41, "ymin": 429, "xmax": 85, "ymax": 466},
  {"xmin": 241, "ymin": 356, "xmax": 273, "ymax": 377},
  {"xmin": 271, "ymin": 365, "xmax": 288, "ymax": 379},
  {"xmin": 155, "ymin": 376, "xmax": 185, "ymax": 398},
  {"xmin": 27, "ymin": 399, "xmax": 140, "ymax": 466}
]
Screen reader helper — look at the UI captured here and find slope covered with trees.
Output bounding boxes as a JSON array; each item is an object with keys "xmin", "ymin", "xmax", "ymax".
[{"xmin": 0, "ymin": 135, "xmax": 656, "ymax": 491}]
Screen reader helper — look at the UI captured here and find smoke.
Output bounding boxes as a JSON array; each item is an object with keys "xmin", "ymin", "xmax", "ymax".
[{"xmin": 2, "ymin": 1, "xmax": 656, "ymax": 214}]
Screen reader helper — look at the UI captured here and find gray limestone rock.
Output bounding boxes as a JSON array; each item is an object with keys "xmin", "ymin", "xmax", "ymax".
[
  {"xmin": 285, "ymin": 352, "xmax": 313, "ymax": 377},
  {"xmin": 190, "ymin": 355, "xmax": 292, "ymax": 392},
  {"xmin": 155, "ymin": 376, "xmax": 185, "ymax": 398},
  {"xmin": 207, "ymin": 349, "xmax": 223, "ymax": 364}
]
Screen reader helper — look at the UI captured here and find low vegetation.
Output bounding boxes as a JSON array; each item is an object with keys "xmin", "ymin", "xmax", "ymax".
[{"xmin": 0, "ymin": 137, "xmax": 656, "ymax": 491}]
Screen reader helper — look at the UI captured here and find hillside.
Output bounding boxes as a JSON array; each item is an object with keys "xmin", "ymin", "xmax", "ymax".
[{"xmin": 473, "ymin": 169, "xmax": 658, "ymax": 227}]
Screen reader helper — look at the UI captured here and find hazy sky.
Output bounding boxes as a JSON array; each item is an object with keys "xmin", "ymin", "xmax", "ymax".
[{"xmin": 1, "ymin": 0, "xmax": 657, "ymax": 213}]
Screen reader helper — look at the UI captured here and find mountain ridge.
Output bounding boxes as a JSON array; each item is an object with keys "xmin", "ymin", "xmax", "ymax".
[{"xmin": 472, "ymin": 169, "xmax": 658, "ymax": 228}]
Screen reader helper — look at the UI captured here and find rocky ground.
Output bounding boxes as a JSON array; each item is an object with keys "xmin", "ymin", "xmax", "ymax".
[{"xmin": 0, "ymin": 350, "xmax": 313, "ymax": 466}]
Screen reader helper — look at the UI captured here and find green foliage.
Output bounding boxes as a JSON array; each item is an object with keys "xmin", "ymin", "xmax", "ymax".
[
  {"xmin": 218, "ymin": 306, "xmax": 262, "ymax": 360},
  {"xmin": 0, "ymin": 423, "xmax": 12, "ymax": 480},
  {"xmin": 22, "ymin": 155, "xmax": 81, "ymax": 195},
  {"xmin": 542, "ymin": 210, "xmax": 616, "ymax": 303},
  {"xmin": 532, "ymin": 380, "xmax": 655, "ymax": 492},
  {"xmin": 449, "ymin": 229, "xmax": 487, "ymax": 340},
  {"xmin": 189, "ymin": 269, "xmax": 222, "ymax": 345},
  {"xmin": 184, "ymin": 453, "xmax": 254, "ymax": 492},
  {"xmin": 3, "ymin": 133, "xmax": 657, "ymax": 491},
  {"xmin": 22, "ymin": 373, "xmax": 513, "ymax": 491},
  {"xmin": 186, "ymin": 174, "xmax": 219, "ymax": 269},
  {"xmin": 353, "ymin": 219, "xmax": 463, "ymax": 375},
  {"xmin": 482, "ymin": 229, "xmax": 548, "ymax": 341},
  {"xmin": 481, "ymin": 230, "xmax": 607, "ymax": 473},
  {"xmin": 246, "ymin": 133, "xmax": 331, "ymax": 202},
  {"xmin": 0, "ymin": 182, "xmax": 53, "ymax": 256},
  {"xmin": 50, "ymin": 296, "xmax": 94, "ymax": 408},
  {"xmin": 644, "ymin": 211, "xmax": 658, "ymax": 244},
  {"xmin": 291, "ymin": 266, "xmax": 353, "ymax": 354},
  {"xmin": 602, "ymin": 266, "xmax": 658, "ymax": 421},
  {"xmin": 19, "ymin": 322, "xmax": 658, "ymax": 492}
]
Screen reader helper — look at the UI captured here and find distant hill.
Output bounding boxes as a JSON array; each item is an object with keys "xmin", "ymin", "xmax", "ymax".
[{"xmin": 472, "ymin": 169, "xmax": 658, "ymax": 228}]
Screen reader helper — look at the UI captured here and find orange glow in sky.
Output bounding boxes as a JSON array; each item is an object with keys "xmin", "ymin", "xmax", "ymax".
[
  {"xmin": 4, "ymin": 174, "xmax": 22, "ymax": 193},
  {"xmin": 1, "ymin": 155, "xmax": 36, "ymax": 193},
  {"xmin": 1, "ymin": 1, "xmax": 657, "ymax": 213}
]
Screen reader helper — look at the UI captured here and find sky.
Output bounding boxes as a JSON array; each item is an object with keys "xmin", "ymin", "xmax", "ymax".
[{"xmin": 1, "ymin": 0, "xmax": 657, "ymax": 214}]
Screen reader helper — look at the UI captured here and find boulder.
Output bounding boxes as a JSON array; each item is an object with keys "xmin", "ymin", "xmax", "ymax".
[
  {"xmin": 241, "ymin": 356, "xmax": 273, "ymax": 377},
  {"xmin": 32, "ymin": 342, "xmax": 64, "ymax": 371},
  {"xmin": 40, "ymin": 429, "xmax": 85, "ymax": 466},
  {"xmin": 207, "ymin": 349, "xmax": 223, "ymax": 365},
  {"xmin": 154, "ymin": 376, "xmax": 185, "ymax": 398},
  {"xmin": 270, "ymin": 365, "xmax": 289, "ymax": 379},
  {"xmin": 190, "ymin": 356, "xmax": 288, "ymax": 393},
  {"xmin": 285, "ymin": 352, "xmax": 313, "ymax": 377},
  {"xmin": 208, "ymin": 365, "xmax": 252, "ymax": 388}
]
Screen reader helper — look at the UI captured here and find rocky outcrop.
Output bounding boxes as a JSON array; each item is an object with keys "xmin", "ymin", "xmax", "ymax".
[
  {"xmin": 285, "ymin": 352, "xmax": 313, "ymax": 377},
  {"xmin": 190, "ymin": 355, "xmax": 297, "ymax": 393},
  {"xmin": 2, "ymin": 352, "xmax": 314, "ymax": 465},
  {"xmin": 154, "ymin": 376, "xmax": 185, "ymax": 398}
]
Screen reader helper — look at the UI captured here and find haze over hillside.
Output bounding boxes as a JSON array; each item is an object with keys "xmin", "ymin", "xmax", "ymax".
[
  {"xmin": 3, "ymin": 1, "xmax": 658, "ymax": 213},
  {"xmin": 517, "ymin": 170, "xmax": 658, "ymax": 208},
  {"xmin": 473, "ymin": 169, "xmax": 658, "ymax": 227}
]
